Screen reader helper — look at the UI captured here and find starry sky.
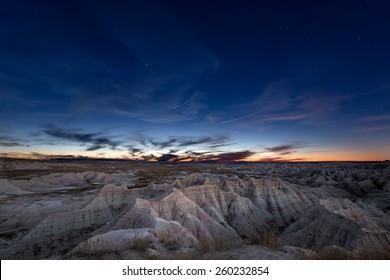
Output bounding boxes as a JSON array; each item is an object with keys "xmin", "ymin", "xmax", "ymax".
[{"xmin": 1, "ymin": 0, "xmax": 390, "ymax": 162}]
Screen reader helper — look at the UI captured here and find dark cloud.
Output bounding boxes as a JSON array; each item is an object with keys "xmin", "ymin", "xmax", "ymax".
[
  {"xmin": 141, "ymin": 154, "xmax": 157, "ymax": 161},
  {"xmin": 0, "ymin": 141, "xmax": 23, "ymax": 147},
  {"xmin": 179, "ymin": 137, "xmax": 213, "ymax": 147},
  {"xmin": 178, "ymin": 136, "xmax": 229, "ymax": 147},
  {"xmin": 86, "ymin": 145, "xmax": 103, "ymax": 151},
  {"xmin": 210, "ymin": 150, "xmax": 254, "ymax": 162},
  {"xmin": 157, "ymin": 154, "xmax": 179, "ymax": 162},
  {"xmin": 265, "ymin": 143, "xmax": 307, "ymax": 154},
  {"xmin": 257, "ymin": 156, "xmax": 306, "ymax": 162},
  {"xmin": 43, "ymin": 127, "xmax": 120, "ymax": 151},
  {"xmin": 152, "ymin": 150, "xmax": 254, "ymax": 162},
  {"xmin": 145, "ymin": 135, "xmax": 230, "ymax": 150},
  {"xmin": 128, "ymin": 147, "xmax": 142, "ymax": 154},
  {"xmin": 0, "ymin": 135, "xmax": 28, "ymax": 147},
  {"xmin": 149, "ymin": 139, "xmax": 178, "ymax": 149},
  {"xmin": 0, "ymin": 135, "xmax": 25, "ymax": 147},
  {"xmin": 28, "ymin": 152, "xmax": 82, "ymax": 160},
  {"xmin": 184, "ymin": 150, "xmax": 203, "ymax": 156}
]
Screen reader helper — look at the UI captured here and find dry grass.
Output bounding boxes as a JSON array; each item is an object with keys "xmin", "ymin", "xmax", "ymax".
[
  {"xmin": 131, "ymin": 234, "xmax": 152, "ymax": 252},
  {"xmin": 316, "ymin": 246, "xmax": 352, "ymax": 260},
  {"xmin": 197, "ymin": 235, "xmax": 234, "ymax": 253},
  {"xmin": 157, "ymin": 231, "xmax": 179, "ymax": 250},
  {"xmin": 247, "ymin": 227, "xmax": 280, "ymax": 249}
]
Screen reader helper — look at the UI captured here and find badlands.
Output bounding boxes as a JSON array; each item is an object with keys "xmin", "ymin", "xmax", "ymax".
[{"xmin": 0, "ymin": 159, "xmax": 389, "ymax": 259}]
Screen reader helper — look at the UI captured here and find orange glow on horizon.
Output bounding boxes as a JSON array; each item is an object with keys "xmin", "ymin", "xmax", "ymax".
[{"xmin": 1, "ymin": 148, "xmax": 389, "ymax": 162}]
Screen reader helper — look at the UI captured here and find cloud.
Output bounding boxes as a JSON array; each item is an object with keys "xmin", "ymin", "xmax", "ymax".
[
  {"xmin": 352, "ymin": 126, "xmax": 390, "ymax": 133},
  {"xmin": 208, "ymin": 150, "xmax": 254, "ymax": 162},
  {"xmin": 149, "ymin": 139, "xmax": 178, "ymax": 149},
  {"xmin": 143, "ymin": 135, "xmax": 230, "ymax": 150},
  {"xmin": 128, "ymin": 147, "xmax": 143, "ymax": 155},
  {"xmin": 27, "ymin": 152, "xmax": 86, "ymax": 160},
  {"xmin": 0, "ymin": 141, "xmax": 24, "ymax": 147},
  {"xmin": 298, "ymin": 94, "xmax": 347, "ymax": 125},
  {"xmin": 140, "ymin": 154, "xmax": 158, "ymax": 161},
  {"xmin": 220, "ymin": 80, "xmax": 297, "ymax": 125},
  {"xmin": 265, "ymin": 142, "xmax": 307, "ymax": 154},
  {"xmin": 361, "ymin": 114, "xmax": 390, "ymax": 122},
  {"xmin": 256, "ymin": 156, "xmax": 306, "ymax": 162},
  {"xmin": 127, "ymin": 148, "xmax": 255, "ymax": 163},
  {"xmin": 261, "ymin": 113, "xmax": 307, "ymax": 122},
  {"xmin": 60, "ymin": 3, "xmax": 219, "ymax": 124},
  {"xmin": 43, "ymin": 127, "xmax": 120, "ymax": 151},
  {"xmin": 178, "ymin": 136, "xmax": 229, "ymax": 147},
  {"xmin": 218, "ymin": 75, "xmax": 349, "ymax": 129},
  {"xmin": 157, "ymin": 154, "xmax": 179, "ymax": 162},
  {"xmin": 86, "ymin": 145, "xmax": 103, "ymax": 151},
  {"xmin": 184, "ymin": 150, "xmax": 203, "ymax": 156},
  {"xmin": 0, "ymin": 1, "xmax": 219, "ymax": 125},
  {"xmin": 0, "ymin": 135, "xmax": 26, "ymax": 147}
]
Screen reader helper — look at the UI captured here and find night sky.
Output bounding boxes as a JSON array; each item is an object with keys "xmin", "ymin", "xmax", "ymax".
[{"xmin": 1, "ymin": 0, "xmax": 390, "ymax": 162}]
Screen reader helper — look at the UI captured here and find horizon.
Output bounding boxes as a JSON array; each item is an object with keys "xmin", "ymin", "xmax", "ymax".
[
  {"xmin": 1, "ymin": 155, "xmax": 389, "ymax": 164},
  {"xmin": 1, "ymin": 1, "xmax": 390, "ymax": 162}
]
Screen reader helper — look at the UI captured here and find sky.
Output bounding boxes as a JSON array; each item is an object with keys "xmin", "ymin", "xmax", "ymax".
[{"xmin": 1, "ymin": 0, "xmax": 390, "ymax": 162}]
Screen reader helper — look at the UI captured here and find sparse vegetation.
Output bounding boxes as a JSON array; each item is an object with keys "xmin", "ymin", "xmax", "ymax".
[
  {"xmin": 315, "ymin": 246, "xmax": 352, "ymax": 260},
  {"xmin": 131, "ymin": 234, "xmax": 152, "ymax": 252},
  {"xmin": 197, "ymin": 235, "xmax": 237, "ymax": 253},
  {"xmin": 157, "ymin": 231, "xmax": 179, "ymax": 250},
  {"xmin": 247, "ymin": 227, "xmax": 280, "ymax": 249}
]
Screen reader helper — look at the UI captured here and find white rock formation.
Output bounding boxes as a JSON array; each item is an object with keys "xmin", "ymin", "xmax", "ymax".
[{"xmin": 0, "ymin": 179, "xmax": 30, "ymax": 195}]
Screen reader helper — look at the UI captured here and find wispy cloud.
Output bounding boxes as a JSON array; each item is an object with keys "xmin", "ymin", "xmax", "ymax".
[
  {"xmin": 361, "ymin": 114, "xmax": 390, "ymax": 122},
  {"xmin": 178, "ymin": 136, "xmax": 229, "ymax": 147},
  {"xmin": 256, "ymin": 156, "xmax": 306, "ymax": 162},
  {"xmin": 43, "ymin": 127, "xmax": 121, "ymax": 151},
  {"xmin": 218, "ymin": 77, "xmax": 347, "ymax": 128},
  {"xmin": 155, "ymin": 150, "xmax": 255, "ymax": 162},
  {"xmin": 142, "ymin": 135, "xmax": 230, "ymax": 150},
  {"xmin": 149, "ymin": 139, "xmax": 178, "ymax": 149},
  {"xmin": 264, "ymin": 142, "xmax": 307, "ymax": 154},
  {"xmin": 0, "ymin": 1, "xmax": 219, "ymax": 126},
  {"xmin": 352, "ymin": 126, "xmax": 390, "ymax": 133},
  {"xmin": 86, "ymin": 145, "xmax": 103, "ymax": 151},
  {"xmin": 210, "ymin": 150, "xmax": 254, "ymax": 162},
  {"xmin": 0, "ymin": 135, "xmax": 27, "ymax": 147}
]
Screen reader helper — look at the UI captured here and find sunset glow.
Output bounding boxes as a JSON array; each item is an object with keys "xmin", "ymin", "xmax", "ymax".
[{"xmin": 1, "ymin": 1, "xmax": 390, "ymax": 162}]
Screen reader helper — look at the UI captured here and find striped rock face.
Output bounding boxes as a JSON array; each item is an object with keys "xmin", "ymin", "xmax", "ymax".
[{"xmin": 281, "ymin": 198, "xmax": 390, "ymax": 252}]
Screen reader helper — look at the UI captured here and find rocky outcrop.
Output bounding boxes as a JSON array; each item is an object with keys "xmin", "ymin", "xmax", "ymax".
[
  {"xmin": 282, "ymin": 198, "xmax": 390, "ymax": 252},
  {"xmin": 0, "ymin": 179, "xmax": 30, "ymax": 195},
  {"xmin": 70, "ymin": 228, "xmax": 155, "ymax": 256},
  {"xmin": 12, "ymin": 183, "xmax": 137, "ymax": 244}
]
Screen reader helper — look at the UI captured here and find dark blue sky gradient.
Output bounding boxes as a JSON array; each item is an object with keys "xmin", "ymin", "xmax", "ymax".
[{"xmin": 1, "ymin": 0, "xmax": 390, "ymax": 161}]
